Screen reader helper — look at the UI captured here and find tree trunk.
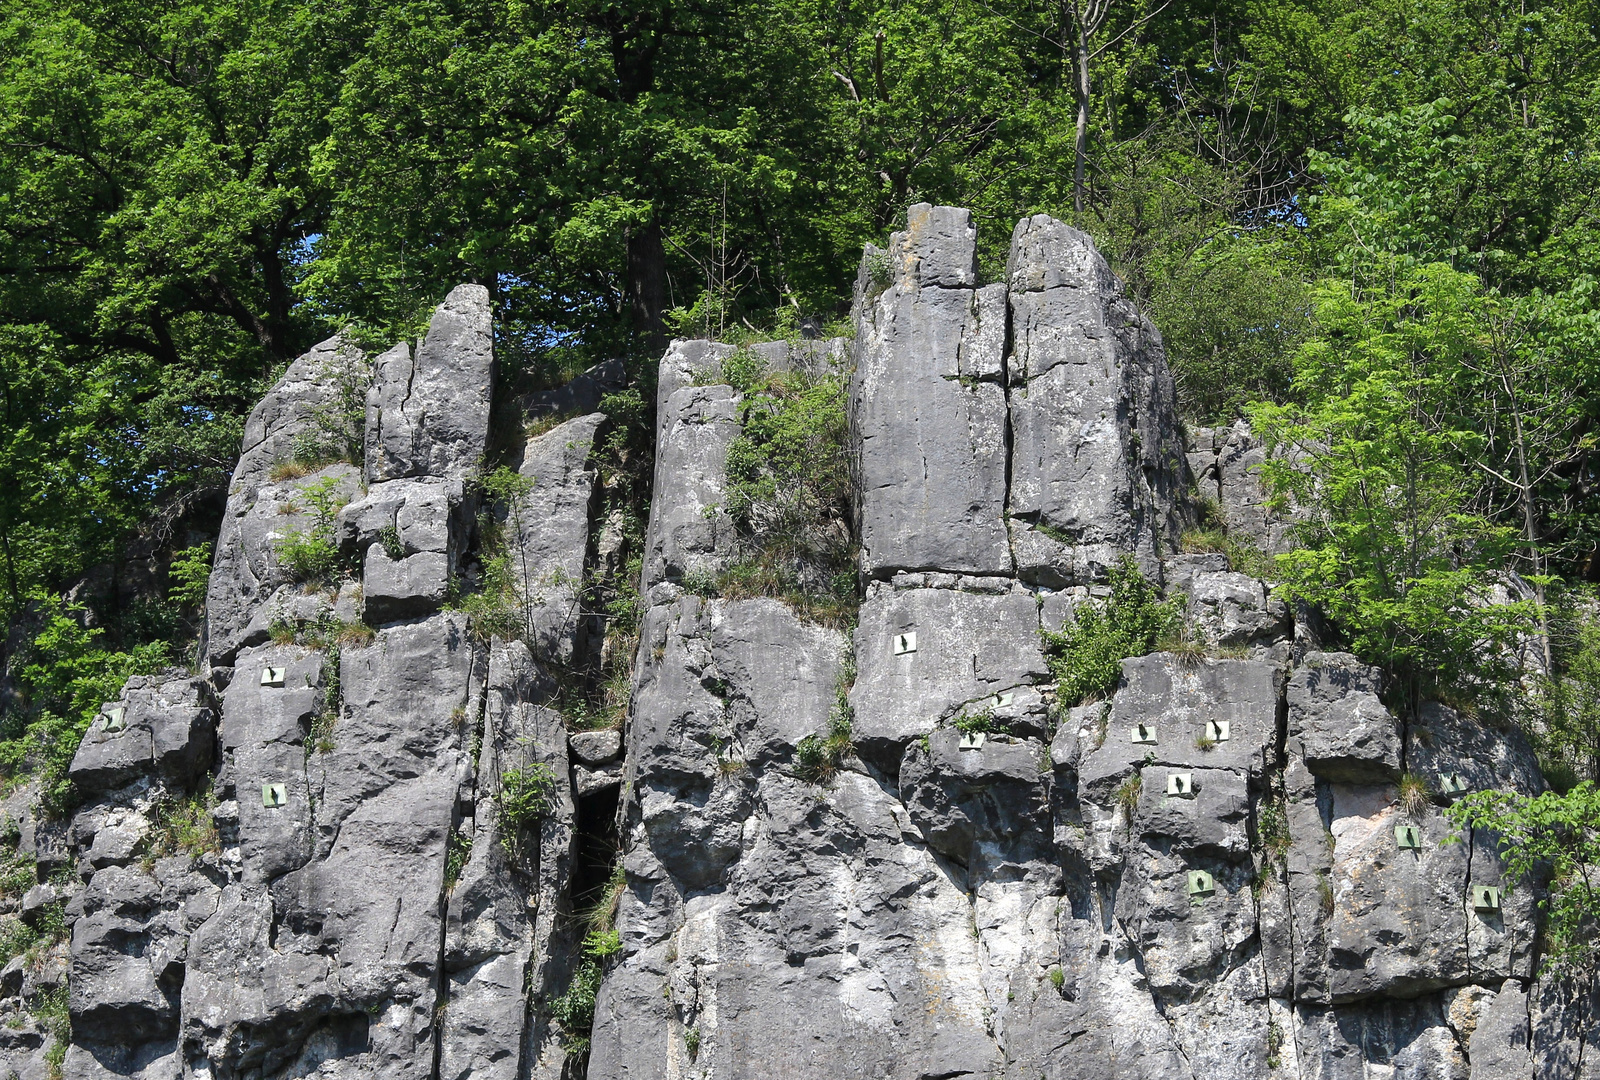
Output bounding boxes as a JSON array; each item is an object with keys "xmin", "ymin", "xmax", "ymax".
[
  {"xmin": 1074, "ymin": 19, "xmax": 1091, "ymax": 215},
  {"xmin": 627, "ymin": 219, "xmax": 667, "ymax": 351},
  {"xmin": 1508, "ymin": 379, "xmax": 1554, "ymax": 674}
]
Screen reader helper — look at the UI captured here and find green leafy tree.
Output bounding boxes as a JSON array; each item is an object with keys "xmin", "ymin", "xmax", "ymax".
[
  {"xmin": 1448, "ymin": 783, "xmax": 1600, "ymax": 974},
  {"xmin": 1252, "ymin": 262, "xmax": 1537, "ymax": 712},
  {"xmin": 1532, "ymin": 600, "xmax": 1600, "ymax": 789},
  {"xmin": 0, "ymin": 0, "xmax": 362, "ymax": 621},
  {"xmin": 0, "ymin": 595, "xmax": 168, "ymax": 813}
]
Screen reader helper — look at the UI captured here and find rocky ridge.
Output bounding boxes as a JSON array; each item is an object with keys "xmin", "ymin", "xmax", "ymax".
[{"xmin": 0, "ymin": 210, "xmax": 1590, "ymax": 1080}]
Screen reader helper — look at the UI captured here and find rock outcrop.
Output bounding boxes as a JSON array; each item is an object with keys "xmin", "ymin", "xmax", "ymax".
[
  {"xmin": 5, "ymin": 207, "xmax": 1591, "ymax": 1080},
  {"xmin": 592, "ymin": 208, "xmax": 1577, "ymax": 1079}
]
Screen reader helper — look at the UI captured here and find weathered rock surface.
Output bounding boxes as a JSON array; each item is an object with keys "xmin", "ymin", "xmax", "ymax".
[
  {"xmin": 35, "ymin": 216, "xmax": 1590, "ymax": 1080},
  {"xmin": 367, "ymin": 283, "xmax": 494, "ymax": 482},
  {"xmin": 1007, "ymin": 214, "xmax": 1186, "ymax": 585},
  {"xmin": 338, "ymin": 476, "xmax": 469, "ymax": 623},
  {"xmin": 642, "ymin": 380, "xmax": 738, "ymax": 588},
  {"xmin": 1290, "ymin": 652, "xmax": 1403, "ymax": 783},
  {"xmin": 1188, "ymin": 420, "xmax": 1305, "ymax": 557},
  {"xmin": 850, "ymin": 204, "xmax": 1012, "ymax": 578},
  {"xmin": 513, "ymin": 413, "xmax": 605, "ymax": 664},
  {"xmin": 205, "ymin": 332, "xmax": 370, "ymax": 665},
  {"xmin": 68, "ymin": 675, "xmax": 214, "ymax": 794}
]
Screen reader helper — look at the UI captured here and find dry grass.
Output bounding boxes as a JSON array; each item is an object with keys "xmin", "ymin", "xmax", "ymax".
[
  {"xmin": 1159, "ymin": 633, "xmax": 1209, "ymax": 666},
  {"xmin": 1398, "ymin": 772, "xmax": 1433, "ymax": 817},
  {"xmin": 525, "ymin": 409, "xmax": 580, "ymax": 441},
  {"xmin": 582, "ymin": 862, "xmax": 627, "ymax": 935},
  {"xmin": 1114, "ymin": 772, "xmax": 1143, "ymax": 818},
  {"xmin": 269, "ymin": 460, "xmax": 318, "ymax": 482},
  {"xmin": 1179, "ymin": 526, "xmax": 1274, "ymax": 579},
  {"xmin": 335, "ymin": 621, "xmax": 376, "ymax": 647}
]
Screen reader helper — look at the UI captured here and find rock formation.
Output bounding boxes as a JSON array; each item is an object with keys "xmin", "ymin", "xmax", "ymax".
[{"xmin": 0, "ymin": 209, "xmax": 1591, "ymax": 1080}]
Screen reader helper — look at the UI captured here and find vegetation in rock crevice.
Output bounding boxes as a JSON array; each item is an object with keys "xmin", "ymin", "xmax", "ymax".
[
  {"xmin": 455, "ymin": 466, "xmax": 537, "ymax": 645},
  {"xmin": 795, "ymin": 647, "xmax": 856, "ymax": 784},
  {"xmin": 495, "ymin": 759, "xmax": 558, "ymax": 865},
  {"xmin": 1179, "ymin": 497, "xmax": 1273, "ymax": 580},
  {"xmin": 1042, "ymin": 558, "xmax": 1184, "ymax": 711},
  {"xmin": 142, "ymin": 783, "xmax": 222, "ymax": 864},
  {"xmin": 547, "ymin": 927, "xmax": 623, "ymax": 1063},
  {"xmin": 8, "ymin": 0, "xmax": 1600, "ymax": 1050},
  {"xmin": 272, "ymin": 476, "xmax": 354, "ymax": 585},
  {"xmin": 703, "ymin": 359, "xmax": 857, "ymax": 628}
]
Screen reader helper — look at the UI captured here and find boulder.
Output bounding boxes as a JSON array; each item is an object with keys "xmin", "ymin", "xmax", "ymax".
[
  {"xmin": 512, "ymin": 413, "xmax": 605, "ymax": 664},
  {"xmin": 1006, "ymin": 215, "xmax": 1186, "ymax": 585},
  {"xmin": 1289, "ymin": 653, "xmax": 1402, "ymax": 783},
  {"xmin": 68, "ymin": 676, "xmax": 215, "ymax": 795},
  {"xmin": 568, "ymin": 729, "xmax": 622, "ymax": 766}
]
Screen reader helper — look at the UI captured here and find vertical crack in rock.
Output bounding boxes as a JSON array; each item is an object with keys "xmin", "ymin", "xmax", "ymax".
[
  {"xmin": 1464, "ymin": 818, "xmax": 1476, "ymax": 986},
  {"xmin": 1000, "ymin": 261, "xmax": 1018, "ymax": 571}
]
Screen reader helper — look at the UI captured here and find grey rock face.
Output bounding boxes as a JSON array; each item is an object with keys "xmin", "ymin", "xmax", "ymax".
[
  {"xmin": 1290, "ymin": 653, "xmax": 1403, "ymax": 783},
  {"xmin": 47, "ymin": 244, "xmax": 1592, "ymax": 1080},
  {"xmin": 366, "ymin": 283, "xmax": 494, "ymax": 481},
  {"xmin": 1408, "ymin": 700, "xmax": 1545, "ymax": 799},
  {"xmin": 1165, "ymin": 558, "xmax": 1292, "ymax": 649},
  {"xmin": 337, "ymin": 477, "xmax": 468, "ymax": 624},
  {"xmin": 1080, "ymin": 655, "xmax": 1280, "ymax": 805},
  {"xmin": 1188, "ymin": 420, "xmax": 1305, "ymax": 557},
  {"xmin": 442, "ymin": 640, "xmax": 574, "ymax": 1080},
  {"xmin": 206, "ymin": 334, "xmax": 370, "ymax": 664},
  {"xmin": 642, "ymin": 382, "xmax": 739, "ymax": 587},
  {"xmin": 1007, "ymin": 215, "xmax": 1186, "ymax": 585},
  {"xmin": 67, "ymin": 862, "xmax": 218, "ymax": 1047},
  {"xmin": 362, "ymin": 546, "xmax": 452, "ymax": 622},
  {"xmin": 850, "ymin": 204, "xmax": 1012, "ymax": 578},
  {"xmin": 513, "ymin": 413, "xmax": 605, "ymax": 663},
  {"xmin": 45, "ymin": 281, "xmax": 609, "ymax": 1080},
  {"xmin": 850, "ymin": 582, "xmax": 1047, "ymax": 766},
  {"xmin": 745, "ymin": 336, "xmax": 848, "ymax": 380},
  {"xmin": 183, "ymin": 613, "xmax": 478, "ymax": 1080},
  {"xmin": 68, "ymin": 676, "xmax": 213, "ymax": 794}
]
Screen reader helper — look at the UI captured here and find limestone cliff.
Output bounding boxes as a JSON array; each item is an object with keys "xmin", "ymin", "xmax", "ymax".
[{"xmin": 0, "ymin": 211, "xmax": 1593, "ymax": 1080}]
